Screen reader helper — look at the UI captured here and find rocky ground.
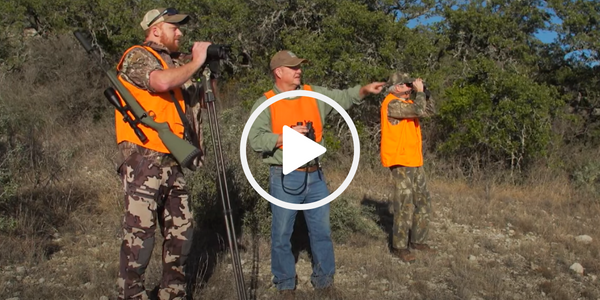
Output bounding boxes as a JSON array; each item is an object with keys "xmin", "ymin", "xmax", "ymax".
[{"xmin": 1, "ymin": 181, "xmax": 599, "ymax": 300}]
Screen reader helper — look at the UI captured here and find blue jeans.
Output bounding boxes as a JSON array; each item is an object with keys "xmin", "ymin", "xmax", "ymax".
[{"xmin": 269, "ymin": 166, "xmax": 335, "ymax": 290}]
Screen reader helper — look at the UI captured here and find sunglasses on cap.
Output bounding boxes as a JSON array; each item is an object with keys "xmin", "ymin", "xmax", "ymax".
[{"xmin": 147, "ymin": 7, "xmax": 179, "ymax": 28}]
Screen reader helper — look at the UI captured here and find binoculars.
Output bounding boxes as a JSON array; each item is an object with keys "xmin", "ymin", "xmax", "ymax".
[
  {"xmin": 206, "ymin": 44, "xmax": 231, "ymax": 61},
  {"xmin": 405, "ymin": 82, "xmax": 432, "ymax": 98},
  {"xmin": 296, "ymin": 121, "xmax": 316, "ymax": 141}
]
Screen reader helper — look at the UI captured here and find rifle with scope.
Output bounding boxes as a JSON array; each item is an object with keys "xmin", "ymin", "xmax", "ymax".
[{"xmin": 73, "ymin": 30, "xmax": 203, "ymax": 171}]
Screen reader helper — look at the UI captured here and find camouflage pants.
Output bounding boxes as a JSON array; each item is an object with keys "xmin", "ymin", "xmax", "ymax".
[
  {"xmin": 389, "ymin": 166, "xmax": 431, "ymax": 250},
  {"xmin": 117, "ymin": 151, "xmax": 194, "ymax": 300}
]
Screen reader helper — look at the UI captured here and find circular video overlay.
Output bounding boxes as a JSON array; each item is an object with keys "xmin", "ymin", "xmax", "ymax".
[{"xmin": 239, "ymin": 90, "xmax": 360, "ymax": 210}]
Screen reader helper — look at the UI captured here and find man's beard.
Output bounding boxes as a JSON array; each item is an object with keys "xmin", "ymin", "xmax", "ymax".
[{"xmin": 160, "ymin": 36, "xmax": 179, "ymax": 53}]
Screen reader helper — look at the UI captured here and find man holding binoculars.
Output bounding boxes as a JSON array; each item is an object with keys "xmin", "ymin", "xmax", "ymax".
[
  {"xmin": 248, "ymin": 50, "xmax": 385, "ymax": 299},
  {"xmin": 114, "ymin": 7, "xmax": 212, "ymax": 300},
  {"xmin": 380, "ymin": 72, "xmax": 435, "ymax": 263}
]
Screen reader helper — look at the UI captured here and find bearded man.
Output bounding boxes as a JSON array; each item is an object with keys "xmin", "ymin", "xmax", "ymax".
[{"xmin": 114, "ymin": 7, "xmax": 210, "ymax": 300}]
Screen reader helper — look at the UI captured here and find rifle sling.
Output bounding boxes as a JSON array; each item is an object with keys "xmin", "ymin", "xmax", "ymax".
[{"xmin": 169, "ymin": 90, "xmax": 200, "ymax": 149}]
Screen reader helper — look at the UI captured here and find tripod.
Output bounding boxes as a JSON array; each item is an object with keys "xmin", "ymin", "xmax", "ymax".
[{"xmin": 197, "ymin": 66, "xmax": 248, "ymax": 300}]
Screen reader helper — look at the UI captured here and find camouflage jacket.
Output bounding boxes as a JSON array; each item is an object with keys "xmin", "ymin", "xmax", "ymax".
[
  {"xmin": 117, "ymin": 41, "xmax": 204, "ymax": 167},
  {"xmin": 386, "ymin": 91, "xmax": 433, "ymax": 125}
]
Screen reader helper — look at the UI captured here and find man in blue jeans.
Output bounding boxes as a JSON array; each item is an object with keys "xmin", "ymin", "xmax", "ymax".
[{"xmin": 248, "ymin": 50, "xmax": 384, "ymax": 299}]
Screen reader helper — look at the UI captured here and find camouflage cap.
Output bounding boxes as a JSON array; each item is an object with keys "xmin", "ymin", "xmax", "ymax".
[
  {"xmin": 388, "ymin": 72, "xmax": 415, "ymax": 85},
  {"xmin": 140, "ymin": 8, "xmax": 190, "ymax": 30},
  {"xmin": 270, "ymin": 50, "xmax": 308, "ymax": 70}
]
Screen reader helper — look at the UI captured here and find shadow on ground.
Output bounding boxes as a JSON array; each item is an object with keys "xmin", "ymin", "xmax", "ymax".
[{"xmin": 360, "ymin": 196, "xmax": 393, "ymax": 249}]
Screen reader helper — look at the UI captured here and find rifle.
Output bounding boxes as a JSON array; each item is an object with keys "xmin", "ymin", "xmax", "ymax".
[{"xmin": 73, "ymin": 30, "xmax": 202, "ymax": 171}]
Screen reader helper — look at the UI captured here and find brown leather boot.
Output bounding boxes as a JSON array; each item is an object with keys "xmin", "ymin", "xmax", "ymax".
[
  {"xmin": 410, "ymin": 243, "xmax": 437, "ymax": 253},
  {"xmin": 391, "ymin": 248, "xmax": 416, "ymax": 263}
]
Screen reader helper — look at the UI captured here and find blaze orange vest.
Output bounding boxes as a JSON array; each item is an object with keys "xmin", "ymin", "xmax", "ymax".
[
  {"xmin": 380, "ymin": 93, "xmax": 423, "ymax": 167},
  {"xmin": 265, "ymin": 85, "xmax": 323, "ymax": 148},
  {"xmin": 115, "ymin": 45, "xmax": 186, "ymax": 154}
]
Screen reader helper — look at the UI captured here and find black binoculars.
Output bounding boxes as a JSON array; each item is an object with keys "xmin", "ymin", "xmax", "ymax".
[
  {"xmin": 405, "ymin": 82, "xmax": 431, "ymax": 98},
  {"xmin": 296, "ymin": 121, "xmax": 316, "ymax": 141},
  {"xmin": 206, "ymin": 44, "xmax": 231, "ymax": 61}
]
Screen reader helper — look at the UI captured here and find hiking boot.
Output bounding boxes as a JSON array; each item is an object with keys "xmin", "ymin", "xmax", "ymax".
[
  {"xmin": 391, "ymin": 248, "xmax": 416, "ymax": 263},
  {"xmin": 279, "ymin": 289, "xmax": 296, "ymax": 300},
  {"xmin": 410, "ymin": 243, "xmax": 437, "ymax": 253}
]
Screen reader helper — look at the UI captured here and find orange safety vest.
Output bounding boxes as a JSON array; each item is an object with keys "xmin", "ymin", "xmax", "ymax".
[
  {"xmin": 380, "ymin": 93, "xmax": 423, "ymax": 167},
  {"xmin": 265, "ymin": 85, "xmax": 323, "ymax": 148},
  {"xmin": 115, "ymin": 45, "xmax": 186, "ymax": 153}
]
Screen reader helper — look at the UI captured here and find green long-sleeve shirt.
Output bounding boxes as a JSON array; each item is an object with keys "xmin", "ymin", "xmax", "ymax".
[{"xmin": 248, "ymin": 84, "xmax": 362, "ymax": 165}]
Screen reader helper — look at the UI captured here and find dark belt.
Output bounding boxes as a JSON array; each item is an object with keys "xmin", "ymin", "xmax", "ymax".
[{"xmin": 271, "ymin": 165, "xmax": 319, "ymax": 173}]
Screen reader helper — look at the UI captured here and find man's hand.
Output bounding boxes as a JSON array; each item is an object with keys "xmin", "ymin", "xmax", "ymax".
[
  {"xmin": 359, "ymin": 82, "xmax": 386, "ymax": 98},
  {"xmin": 411, "ymin": 78, "xmax": 424, "ymax": 92},
  {"xmin": 291, "ymin": 125, "xmax": 308, "ymax": 135},
  {"xmin": 275, "ymin": 125, "xmax": 308, "ymax": 148},
  {"xmin": 191, "ymin": 41, "xmax": 212, "ymax": 67},
  {"xmin": 149, "ymin": 41, "xmax": 212, "ymax": 93}
]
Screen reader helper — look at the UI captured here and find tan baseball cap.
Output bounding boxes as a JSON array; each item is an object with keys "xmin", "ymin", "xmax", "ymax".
[
  {"xmin": 140, "ymin": 8, "xmax": 190, "ymax": 30},
  {"xmin": 270, "ymin": 50, "xmax": 308, "ymax": 70}
]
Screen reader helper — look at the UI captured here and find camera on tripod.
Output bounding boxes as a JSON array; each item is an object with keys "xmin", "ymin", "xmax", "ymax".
[{"xmin": 296, "ymin": 121, "xmax": 316, "ymax": 141}]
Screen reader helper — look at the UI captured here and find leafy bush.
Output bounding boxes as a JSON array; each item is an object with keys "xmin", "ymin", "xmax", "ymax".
[
  {"xmin": 330, "ymin": 197, "xmax": 381, "ymax": 243},
  {"xmin": 572, "ymin": 161, "xmax": 600, "ymax": 197}
]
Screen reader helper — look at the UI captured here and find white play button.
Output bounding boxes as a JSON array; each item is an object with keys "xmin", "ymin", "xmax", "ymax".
[{"xmin": 282, "ymin": 125, "xmax": 326, "ymax": 175}]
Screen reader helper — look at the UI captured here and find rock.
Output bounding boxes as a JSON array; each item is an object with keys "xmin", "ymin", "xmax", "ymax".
[
  {"xmin": 468, "ymin": 255, "xmax": 477, "ymax": 262},
  {"xmin": 38, "ymin": 278, "xmax": 45, "ymax": 284},
  {"xmin": 575, "ymin": 235, "xmax": 593, "ymax": 244},
  {"xmin": 570, "ymin": 263, "xmax": 584, "ymax": 275},
  {"xmin": 15, "ymin": 267, "xmax": 25, "ymax": 274},
  {"xmin": 99, "ymin": 296, "xmax": 109, "ymax": 300},
  {"xmin": 590, "ymin": 274, "xmax": 597, "ymax": 282},
  {"xmin": 6, "ymin": 298, "xmax": 20, "ymax": 300}
]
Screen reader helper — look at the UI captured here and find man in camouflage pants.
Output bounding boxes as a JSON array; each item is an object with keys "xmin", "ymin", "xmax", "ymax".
[
  {"xmin": 379, "ymin": 72, "xmax": 434, "ymax": 263},
  {"xmin": 115, "ymin": 7, "xmax": 211, "ymax": 300}
]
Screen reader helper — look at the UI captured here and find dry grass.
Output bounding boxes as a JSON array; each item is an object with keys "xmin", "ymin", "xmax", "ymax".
[{"xmin": 1, "ymin": 33, "xmax": 599, "ymax": 300}]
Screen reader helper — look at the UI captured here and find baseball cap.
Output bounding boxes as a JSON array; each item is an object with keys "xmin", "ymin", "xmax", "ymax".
[
  {"xmin": 388, "ymin": 72, "xmax": 415, "ymax": 85},
  {"xmin": 270, "ymin": 50, "xmax": 308, "ymax": 70},
  {"xmin": 140, "ymin": 8, "xmax": 190, "ymax": 30}
]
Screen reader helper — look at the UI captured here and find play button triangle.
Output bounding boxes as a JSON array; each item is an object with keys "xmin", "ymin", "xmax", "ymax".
[{"xmin": 282, "ymin": 125, "xmax": 326, "ymax": 175}]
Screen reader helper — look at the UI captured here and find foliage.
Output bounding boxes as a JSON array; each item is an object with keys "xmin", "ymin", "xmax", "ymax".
[
  {"xmin": 571, "ymin": 160, "xmax": 600, "ymax": 197},
  {"xmin": 0, "ymin": 0, "xmax": 599, "ymax": 248},
  {"xmin": 437, "ymin": 69, "xmax": 561, "ymax": 172},
  {"xmin": 329, "ymin": 197, "xmax": 381, "ymax": 242}
]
